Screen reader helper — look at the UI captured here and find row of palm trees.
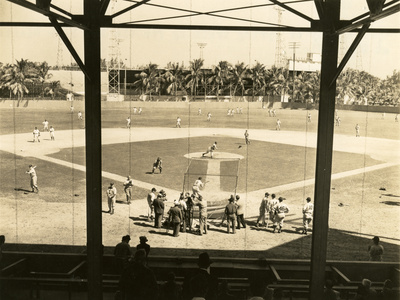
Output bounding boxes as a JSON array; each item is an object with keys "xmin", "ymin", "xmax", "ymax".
[
  {"xmin": 1, "ymin": 58, "xmax": 398, "ymax": 105},
  {"xmin": 0, "ymin": 59, "xmax": 60, "ymax": 99},
  {"xmin": 133, "ymin": 59, "xmax": 399, "ymax": 105}
]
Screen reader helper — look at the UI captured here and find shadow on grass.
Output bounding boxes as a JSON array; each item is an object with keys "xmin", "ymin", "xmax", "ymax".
[
  {"xmin": 380, "ymin": 201, "xmax": 400, "ymax": 206},
  {"xmin": 148, "ymin": 230, "xmax": 173, "ymax": 237},
  {"xmin": 14, "ymin": 188, "xmax": 32, "ymax": 193},
  {"xmin": 381, "ymin": 193, "xmax": 400, "ymax": 198}
]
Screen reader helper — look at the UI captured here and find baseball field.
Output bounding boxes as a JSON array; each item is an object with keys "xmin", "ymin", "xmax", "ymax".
[{"xmin": 0, "ymin": 100, "xmax": 399, "ymax": 261}]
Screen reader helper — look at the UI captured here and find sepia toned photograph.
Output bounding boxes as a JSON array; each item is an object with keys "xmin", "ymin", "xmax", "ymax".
[{"xmin": 0, "ymin": 0, "xmax": 399, "ymax": 299}]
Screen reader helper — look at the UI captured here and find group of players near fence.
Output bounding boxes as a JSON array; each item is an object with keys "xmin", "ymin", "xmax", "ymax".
[{"xmin": 106, "ymin": 168, "xmax": 314, "ymax": 237}]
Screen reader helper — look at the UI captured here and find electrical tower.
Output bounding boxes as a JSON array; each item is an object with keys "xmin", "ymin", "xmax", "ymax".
[
  {"xmin": 197, "ymin": 43, "xmax": 207, "ymax": 61},
  {"xmin": 107, "ymin": 0, "xmax": 123, "ymax": 100},
  {"xmin": 274, "ymin": 7, "xmax": 285, "ymax": 68},
  {"xmin": 56, "ymin": 35, "xmax": 64, "ymax": 69}
]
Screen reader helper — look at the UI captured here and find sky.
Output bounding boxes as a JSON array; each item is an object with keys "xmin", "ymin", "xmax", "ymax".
[{"xmin": 0, "ymin": 0, "xmax": 399, "ymax": 79}]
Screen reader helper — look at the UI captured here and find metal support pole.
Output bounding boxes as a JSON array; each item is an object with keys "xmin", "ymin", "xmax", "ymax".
[
  {"xmin": 84, "ymin": 0, "xmax": 103, "ymax": 299},
  {"xmin": 310, "ymin": 0, "xmax": 340, "ymax": 299}
]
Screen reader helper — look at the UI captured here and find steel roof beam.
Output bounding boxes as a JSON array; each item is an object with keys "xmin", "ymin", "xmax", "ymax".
[
  {"xmin": 7, "ymin": 0, "xmax": 90, "ymax": 30},
  {"xmin": 99, "ymin": 0, "xmax": 111, "ymax": 17},
  {"xmin": 336, "ymin": 3, "xmax": 400, "ymax": 34},
  {"xmin": 269, "ymin": 0, "xmax": 314, "ymax": 22},
  {"xmin": 330, "ymin": 23, "xmax": 370, "ymax": 88},
  {"xmin": 49, "ymin": 17, "xmax": 91, "ymax": 82},
  {"xmin": 111, "ymin": 0, "xmax": 151, "ymax": 18},
  {"xmin": 314, "ymin": 0, "xmax": 325, "ymax": 20},
  {"xmin": 350, "ymin": 0, "xmax": 399, "ymax": 23}
]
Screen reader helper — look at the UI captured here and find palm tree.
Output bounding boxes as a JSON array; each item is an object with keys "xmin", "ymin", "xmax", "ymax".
[
  {"xmin": 35, "ymin": 61, "xmax": 53, "ymax": 97},
  {"xmin": 208, "ymin": 61, "xmax": 230, "ymax": 101},
  {"xmin": 229, "ymin": 62, "xmax": 248, "ymax": 101},
  {"xmin": 133, "ymin": 63, "xmax": 158, "ymax": 100},
  {"xmin": 185, "ymin": 59, "xmax": 204, "ymax": 101},
  {"xmin": 336, "ymin": 69, "xmax": 357, "ymax": 104},
  {"xmin": 1, "ymin": 59, "xmax": 36, "ymax": 99},
  {"xmin": 164, "ymin": 62, "xmax": 183, "ymax": 101},
  {"xmin": 248, "ymin": 61, "xmax": 266, "ymax": 102},
  {"xmin": 269, "ymin": 66, "xmax": 289, "ymax": 100}
]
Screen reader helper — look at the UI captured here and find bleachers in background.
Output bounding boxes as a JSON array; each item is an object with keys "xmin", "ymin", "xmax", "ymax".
[{"xmin": 1, "ymin": 251, "xmax": 399, "ymax": 300}]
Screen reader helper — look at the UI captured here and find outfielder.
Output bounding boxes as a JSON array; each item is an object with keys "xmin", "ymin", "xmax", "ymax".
[
  {"xmin": 42, "ymin": 119, "xmax": 49, "ymax": 131},
  {"xmin": 302, "ymin": 197, "xmax": 313, "ymax": 234}
]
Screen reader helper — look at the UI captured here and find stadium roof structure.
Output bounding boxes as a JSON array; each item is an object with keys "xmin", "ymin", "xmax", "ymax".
[{"xmin": 2, "ymin": 0, "xmax": 400, "ymax": 299}]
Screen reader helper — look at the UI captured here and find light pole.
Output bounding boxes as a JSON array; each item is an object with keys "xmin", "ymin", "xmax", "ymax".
[
  {"xmin": 289, "ymin": 42, "xmax": 299, "ymax": 102},
  {"xmin": 124, "ymin": 58, "xmax": 127, "ymax": 100}
]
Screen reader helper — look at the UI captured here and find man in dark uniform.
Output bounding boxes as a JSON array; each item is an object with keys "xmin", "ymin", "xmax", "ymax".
[
  {"xmin": 152, "ymin": 157, "xmax": 163, "ymax": 174},
  {"xmin": 225, "ymin": 196, "xmax": 237, "ymax": 234},
  {"xmin": 168, "ymin": 200, "xmax": 183, "ymax": 237},
  {"xmin": 185, "ymin": 193, "xmax": 194, "ymax": 232},
  {"xmin": 153, "ymin": 194, "xmax": 165, "ymax": 228}
]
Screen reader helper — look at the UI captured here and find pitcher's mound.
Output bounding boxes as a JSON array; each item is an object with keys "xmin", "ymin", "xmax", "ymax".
[{"xmin": 184, "ymin": 152, "xmax": 244, "ymax": 160}]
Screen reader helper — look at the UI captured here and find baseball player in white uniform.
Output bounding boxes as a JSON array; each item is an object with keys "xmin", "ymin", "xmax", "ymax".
[
  {"xmin": 272, "ymin": 197, "xmax": 289, "ymax": 233},
  {"xmin": 107, "ymin": 183, "xmax": 117, "ymax": 215},
  {"xmin": 49, "ymin": 126, "xmax": 55, "ymax": 141},
  {"xmin": 176, "ymin": 117, "xmax": 181, "ymax": 128},
  {"xmin": 302, "ymin": 197, "xmax": 314, "ymax": 234},
  {"xmin": 192, "ymin": 177, "xmax": 204, "ymax": 197},
  {"xmin": 202, "ymin": 142, "xmax": 217, "ymax": 158},
  {"xmin": 33, "ymin": 127, "xmax": 40, "ymax": 142},
  {"xmin": 26, "ymin": 165, "xmax": 38, "ymax": 193},
  {"xmin": 42, "ymin": 120, "xmax": 49, "ymax": 131}
]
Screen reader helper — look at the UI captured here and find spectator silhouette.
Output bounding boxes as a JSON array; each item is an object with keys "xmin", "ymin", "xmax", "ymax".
[
  {"xmin": 136, "ymin": 236, "xmax": 150, "ymax": 258},
  {"xmin": 114, "ymin": 235, "xmax": 132, "ymax": 274},
  {"xmin": 159, "ymin": 271, "xmax": 182, "ymax": 300},
  {"xmin": 354, "ymin": 279, "xmax": 378, "ymax": 300},
  {"xmin": 118, "ymin": 249, "xmax": 158, "ymax": 300},
  {"xmin": 378, "ymin": 279, "xmax": 396, "ymax": 300},
  {"xmin": 323, "ymin": 279, "xmax": 340, "ymax": 300},
  {"xmin": 217, "ymin": 280, "xmax": 237, "ymax": 300},
  {"xmin": 248, "ymin": 276, "xmax": 273, "ymax": 300},
  {"xmin": 0, "ymin": 235, "xmax": 4, "ymax": 266},
  {"xmin": 183, "ymin": 252, "xmax": 218, "ymax": 300},
  {"xmin": 368, "ymin": 236, "xmax": 384, "ymax": 261}
]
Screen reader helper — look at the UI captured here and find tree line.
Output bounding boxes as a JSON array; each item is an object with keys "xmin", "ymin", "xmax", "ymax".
[{"xmin": 1, "ymin": 58, "xmax": 399, "ymax": 105}]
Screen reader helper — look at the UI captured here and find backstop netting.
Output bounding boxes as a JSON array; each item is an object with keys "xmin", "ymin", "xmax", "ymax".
[{"xmin": 182, "ymin": 157, "xmax": 240, "ymax": 218}]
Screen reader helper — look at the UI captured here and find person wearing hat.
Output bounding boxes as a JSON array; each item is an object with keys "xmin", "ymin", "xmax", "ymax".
[
  {"xmin": 114, "ymin": 235, "xmax": 132, "ymax": 274},
  {"xmin": 168, "ymin": 200, "xmax": 183, "ymax": 237},
  {"xmin": 192, "ymin": 177, "xmax": 204, "ymax": 197},
  {"xmin": 255, "ymin": 192, "xmax": 270, "ymax": 228},
  {"xmin": 224, "ymin": 195, "xmax": 238, "ymax": 234},
  {"xmin": 368, "ymin": 236, "xmax": 384, "ymax": 261},
  {"xmin": 235, "ymin": 194, "xmax": 246, "ymax": 230},
  {"xmin": 267, "ymin": 193, "xmax": 279, "ymax": 227},
  {"xmin": 197, "ymin": 195, "xmax": 208, "ymax": 236},
  {"xmin": 118, "ymin": 249, "xmax": 158, "ymax": 300},
  {"xmin": 152, "ymin": 157, "xmax": 162, "ymax": 174},
  {"xmin": 178, "ymin": 193, "xmax": 188, "ymax": 233},
  {"xmin": 106, "ymin": 182, "xmax": 117, "ymax": 215},
  {"xmin": 302, "ymin": 197, "xmax": 314, "ymax": 234},
  {"xmin": 136, "ymin": 236, "xmax": 150, "ymax": 259},
  {"xmin": 182, "ymin": 252, "xmax": 218, "ymax": 300},
  {"xmin": 123, "ymin": 175, "xmax": 134, "ymax": 204},
  {"xmin": 153, "ymin": 193, "xmax": 165, "ymax": 228},
  {"xmin": 147, "ymin": 187, "xmax": 157, "ymax": 221},
  {"xmin": 272, "ymin": 197, "xmax": 289, "ymax": 233}
]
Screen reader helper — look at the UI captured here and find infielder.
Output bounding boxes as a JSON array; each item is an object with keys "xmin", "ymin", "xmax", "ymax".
[
  {"xmin": 106, "ymin": 183, "xmax": 117, "ymax": 215},
  {"xmin": 176, "ymin": 117, "xmax": 181, "ymax": 128},
  {"xmin": 49, "ymin": 126, "xmax": 55, "ymax": 141},
  {"xmin": 202, "ymin": 141, "xmax": 217, "ymax": 158},
  {"xmin": 207, "ymin": 112, "xmax": 212, "ymax": 122},
  {"xmin": 152, "ymin": 157, "xmax": 162, "ymax": 174},
  {"xmin": 123, "ymin": 176, "xmax": 133, "ymax": 204},
  {"xmin": 78, "ymin": 111, "xmax": 83, "ymax": 120},
  {"xmin": 276, "ymin": 119, "xmax": 281, "ymax": 131},
  {"xmin": 26, "ymin": 165, "xmax": 38, "ymax": 193},
  {"xmin": 33, "ymin": 127, "xmax": 40, "ymax": 142},
  {"xmin": 302, "ymin": 197, "xmax": 313, "ymax": 235},
  {"xmin": 126, "ymin": 117, "xmax": 131, "ymax": 129},
  {"xmin": 355, "ymin": 124, "xmax": 360, "ymax": 137},
  {"xmin": 244, "ymin": 130, "xmax": 250, "ymax": 145}
]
